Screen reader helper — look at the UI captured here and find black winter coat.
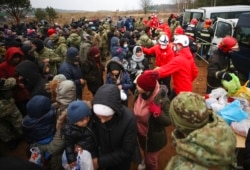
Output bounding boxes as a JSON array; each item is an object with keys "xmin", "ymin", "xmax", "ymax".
[
  {"xmin": 62, "ymin": 123, "xmax": 98, "ymax": 164},
  {"xmin": 91, "ymin": 84, "xmax": 137, "ymax": 170}
]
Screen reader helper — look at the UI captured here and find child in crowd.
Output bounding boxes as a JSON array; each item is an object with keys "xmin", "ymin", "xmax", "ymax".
[
  {"xmin": 124, "ymin": 45, "xmax": 149, "ymax": 93},
  {"xmin": 22, "ymin": 95, "xmax": 56, "ymax": 146},
  {"xmin": 22, "ymin": 95, "xmax": 57, "ymax": 167},
  {"xmin": 105, "ymin": 57, "xmax": 133, "ymax": 106},
  {"xmin": 62, "ymin": 100, "xmax": 98, "ymax": 170}
]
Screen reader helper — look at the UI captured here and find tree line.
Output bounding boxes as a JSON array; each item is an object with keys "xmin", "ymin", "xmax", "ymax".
[{"xmin": 1, "ymin": 0, "xmax": 250, "ymax": 24}]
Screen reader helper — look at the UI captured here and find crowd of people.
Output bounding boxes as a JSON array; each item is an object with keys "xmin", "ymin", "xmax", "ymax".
[{"xmin": 0, "ymin": 12, "xmax": 244, "ymax": 170}]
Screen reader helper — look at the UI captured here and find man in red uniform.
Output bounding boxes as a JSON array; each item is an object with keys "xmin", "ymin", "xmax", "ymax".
[
  {"xmin": 142, "ymin": 34, "xmax": 174, "ymax": 95},
  {"xmin": 150, "ymin": 35, "xmax": 198, "ymax": 100}
]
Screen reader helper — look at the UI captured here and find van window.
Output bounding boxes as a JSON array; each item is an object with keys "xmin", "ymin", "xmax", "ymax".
[
  {"xmin": 215, "ymin": 21, "xmax": 232, "ymax": 38},
  {"xmin": 210, "ymin": 11, "xmax": 250, "ymax": 20},
  {"xmin": 235, "ymin": 26, "xmax": 250, "ymax": 47},
  {"xmin": 183, "ymin": 12, "xmax": 203, "ymax": 25}
]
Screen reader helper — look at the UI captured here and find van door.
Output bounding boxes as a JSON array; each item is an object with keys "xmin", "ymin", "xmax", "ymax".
[{"xmin": 211, "ymin": 18, "xmax": 235, "ymax": 52}]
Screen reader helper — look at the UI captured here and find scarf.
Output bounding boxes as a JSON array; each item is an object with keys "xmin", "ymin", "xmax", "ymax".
[{"xmin": 134, "ymin": 82, "xmax": 160, "ymax": 136}]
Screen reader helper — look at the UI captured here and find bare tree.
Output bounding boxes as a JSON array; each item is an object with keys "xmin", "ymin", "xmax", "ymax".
[
  {"xmin": 139, "ymin": 0, "xmax": 152, "ymax": 15},
  {"xmin": 0, "ymin": 0, "xmax": 32, "ymax": 24}
]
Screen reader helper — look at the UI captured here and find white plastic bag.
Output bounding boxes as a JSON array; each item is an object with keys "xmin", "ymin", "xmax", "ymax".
[
  {"xmin": 120, "ymin": 90, "xmax": 127, "ymax": 101},
  {"xmin": 62, "ymin": 150, "xmax": 94, "ymax": 170},
  {"xmin": 231, "ymin": 119, "xmax": 250, "ymax": 137}
]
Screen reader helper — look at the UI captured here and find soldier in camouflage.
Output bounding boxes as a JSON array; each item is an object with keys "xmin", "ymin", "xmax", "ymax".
[
  {"xmin": 0, "ymin": 78, "xmax": 23, "ymax": 148},
  {"xmin": 52, "ymin": 34, "xmax": 68, "ymax": 62},
  {"xmin": 99, "ymin": 25, "xmax": 110, "ymax": 61},
  {"xmin": 166, "ymin": 92, "xmax": 237, "ymax": 170},
  {"xmin": 31, "ymin": 38, "xmax": 62, "ymax": 75}
]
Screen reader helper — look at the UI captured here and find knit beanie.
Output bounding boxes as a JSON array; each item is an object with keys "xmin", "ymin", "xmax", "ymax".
[
  {"xmin": 109, "ymin": 61, "xmax": 121, "ymax": 71},
  {"xmin": 47, "ymin": 28, "xmax": 56, "ymax": 37},
  {"xmin": 136, "ymin": 71, "xmax": 158, "ymax": 91},
  {"xmin": 27, "ymin": 95, "xmax": 51, "ymax": 118},
  {"xmin": 31, "ymin": 38, "xmax": 44, "ymax": 52},
  {"xmin": 93, "ymin": 104, "xmax": 115, "ymax": 116},
  {"xmin": 66, "ymin": 47, "xmax": 79, "ymax": 62},
  {"xmin": 88, "ymin": 46, "xmax": 100, "ymax": 58},
  {"xmin": 67, "ymin": 100, "xmax": 91, "ymax": 124},
  {"xmin": 169, "ymin": 92, "xmax": 209, "ymax": 134}
]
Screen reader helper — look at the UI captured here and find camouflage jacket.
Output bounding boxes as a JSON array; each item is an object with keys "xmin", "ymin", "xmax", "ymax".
[
  {"xmin": 35, "ymin": 47, "xmax": 61, "ymax": 75},
  {"xmin": 54, "ymin": 36, "xmax": 67, "ymax": 61},
  {"xmin": 166, "ymin": 112, "xmax": 237, "ymax": 170}
]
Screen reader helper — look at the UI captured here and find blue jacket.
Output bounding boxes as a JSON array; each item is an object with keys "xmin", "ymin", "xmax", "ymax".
[{"xmin": 58, "ymin": 61, "xmax": 83, "ymax": 99}]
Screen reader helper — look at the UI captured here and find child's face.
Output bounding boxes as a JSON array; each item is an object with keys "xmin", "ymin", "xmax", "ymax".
[
  {"xmin": 111, "ymin": 70, "xmax": 120, "ymax": 76},
  {"xmin": 75, "ymin": 116, "xmax": 90, "ymax": 127},
  {"xmin": 136, "ymin": 51, "xmax": 143, "ymax": 57}
]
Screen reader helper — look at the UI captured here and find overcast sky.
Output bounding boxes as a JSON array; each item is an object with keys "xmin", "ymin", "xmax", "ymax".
[{"xmin": 30, "ymin": 0, "xmax": 174, "ymax": 11}]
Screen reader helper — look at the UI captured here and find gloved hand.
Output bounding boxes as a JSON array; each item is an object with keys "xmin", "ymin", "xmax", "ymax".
[
  {"xmin": 218, "ymin": 71, "xmax": 232, "ymax": 81},
  {"xmin": 143, "ymin": 70, "xmax": 159, "ymax": 80},
  {"xmin": 222, "ymin": 72, "xmax": 232, "ymax": 81},
  {"xmin": 148, "ymin": 102, "xmax": 161, "ymax": 117}
]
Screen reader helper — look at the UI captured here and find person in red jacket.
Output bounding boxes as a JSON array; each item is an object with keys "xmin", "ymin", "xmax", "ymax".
[
  {"xmin": 142, "ymin": 34, "xmax": 174, "ymax": 95},
  {"xmin": 151, "ymin": 35, "xmax": 198, "ymax": 100}
]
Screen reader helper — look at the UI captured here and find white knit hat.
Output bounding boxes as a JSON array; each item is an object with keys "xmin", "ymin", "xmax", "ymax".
[{"xmin": 93, "ymin": 104, "xmax": 115, "ymax": 116}]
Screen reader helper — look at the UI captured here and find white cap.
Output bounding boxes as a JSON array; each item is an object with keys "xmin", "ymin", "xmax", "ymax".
[{"xmin": 93, "ymin": 104, "xmax": 115, "ymax": 116}]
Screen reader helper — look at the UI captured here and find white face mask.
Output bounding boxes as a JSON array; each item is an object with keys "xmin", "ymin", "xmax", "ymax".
[
  {"xmin": 160, "ymin": 45, "xmax": 167, "ymax": 49},
  {"xmin": 123, "ymin": 44, "xmax": 128, "ymax": 48}
]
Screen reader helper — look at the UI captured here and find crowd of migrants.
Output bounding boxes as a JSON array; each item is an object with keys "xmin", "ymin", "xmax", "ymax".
[{"xmin": 0, "ymin": 12, "xmax": 238, "ymax": 170}]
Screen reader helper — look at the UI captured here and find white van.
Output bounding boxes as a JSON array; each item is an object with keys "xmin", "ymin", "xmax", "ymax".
[{"xmin": 182, "ymin": 5, "xmax": 250, "ymax": 27}]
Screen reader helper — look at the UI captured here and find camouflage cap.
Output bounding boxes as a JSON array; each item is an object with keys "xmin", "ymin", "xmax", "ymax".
[{"xmin": 170, "ymin": 92, "xmax": 209, "ymax": 134}]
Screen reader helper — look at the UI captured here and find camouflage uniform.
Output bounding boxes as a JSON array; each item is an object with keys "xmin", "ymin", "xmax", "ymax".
[
  {"xmin": 134, "ymin": 18, "xmax": 144, "ymax": 31},
  {"xmin": 35, "ymin": 47, "xmax": 62, "ymax": 75},
  {"xmin": 79, "ymin": 34, "xmax": 92, "ymax": 64},
  {"xmin": 54, "ymin": 36, "xmax": 68, "ymax": 62},
  {"xmin": 136, "ymin": 31, "xmax": 154, "ymax": 48},
  {"xmin": 92, "ymin": 31, "xmax": 102, "ymax": 48},
  {"xmin": 166, "ymin": 92, "xmax": 237, "ymax": 170},
  {"xmin": 99, "ymin": 26, "xmax": 109, "ymax": 61},
  {"xmin": 66, "ymin": 33, "xmax": 81, "ymax": 50},
  {"xmin": 0, "ymin": 78, "xmax": 23, "ymax": 142}
]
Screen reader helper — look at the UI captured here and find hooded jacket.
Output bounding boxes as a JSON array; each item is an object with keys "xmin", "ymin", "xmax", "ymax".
[
  {"xmin": 91, "ymin": 84, "xmax": 137, "ymax": 170},
  {"xmin": 105, "ymin": 58, "xmax": 133, "ymax": 96},
  {"xmin": 156, "ymin": 47, "xmax": 198, "ymax": 94},
  {"xmin": 110, "ymin": 36, "xmax": 126, "ymax": 61},
  {"xmin": 58, "ymin": 55, "xmax": 83, "ymax": 100},
  {"xmin": 0, "ymin": 47, "xmax": 24, "ymax": 78},
  {"xmin": 15, "ymin": 60, "xmax": 50, "ymax": 97},
  {"xmin": 56, "ymin": 80, "xmax": 77, "ymax": 110},
  {"xmin": 124, "ymin": 45, "xmax": 149, "ymax": 81},
  {"xmin": 22, "ymin": 95, "xmax": 56, "ymax": 144},
  {"xmin": 166, "ymin": 113, "xmax": 237, "ymax": 170}
]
